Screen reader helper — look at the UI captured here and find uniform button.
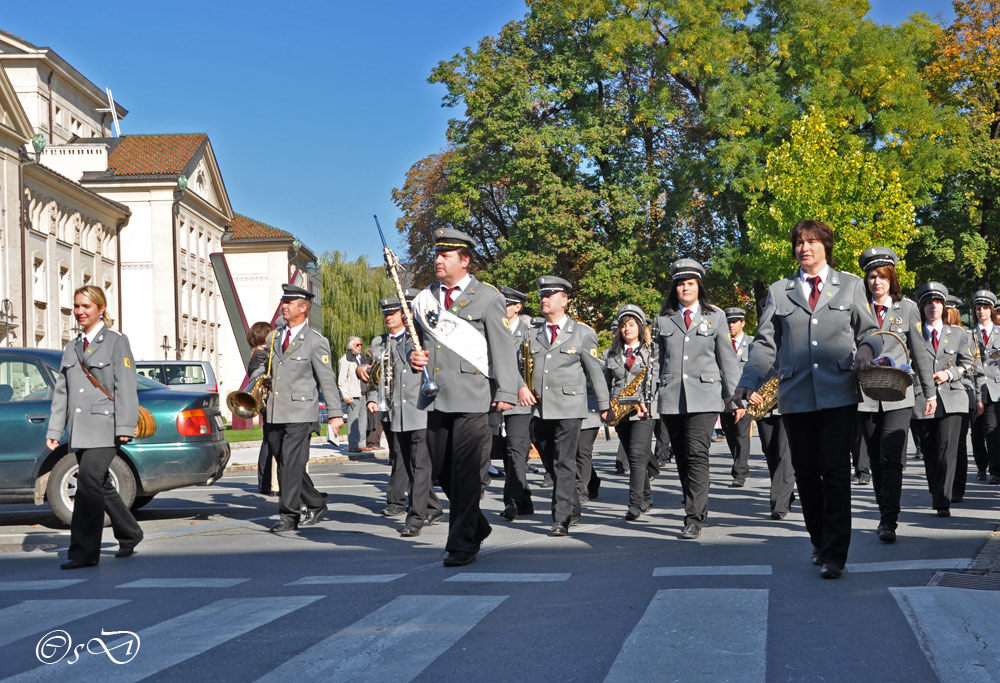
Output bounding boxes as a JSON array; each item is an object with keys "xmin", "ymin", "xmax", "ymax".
[
  {"xmin": 434, "ymin": 367, "xmax": 440, "ymax": 372},
  {"xmin": 683, "ymin": 355, "xmax": 689, "ymax": 360},
  {"xmin": 544, "ymin": 370, "xmax": 549, "ymax": 373},
  {"xmin": 436, "ymin": 345, "xmax": 441, "ymax": 349},
  {"xmin": 402, "ymin": 399, "xmax": 407, "ymax": 403},
  {"xmin": 546, "ymin": 354, "xmax": 552, "ymax": 359},
  {"xmin": 684, "ymin": 337, "xmax": 690, "ymax": 342},
  {"xmin": 812, "ymin": 319, "xmax": 818, "ymax": 324},
  {"xmin": 813, "ymin": 363, "xmax": 819, "ymax": 369},
  {"xmin": 104, "ymin": 410, "xmax": 109, "ymax": 415},
  {"xmin": 683, "ymin": 374, "xmax": 688, "ymax": 379},
  {"xmin": 545, "ymin": 386, "xmax": 549, "ymax": 390},
  {"xmin": 811, "ymin": 340, "xmax": 818, "ymax": 346},
  {"xmin": 75, "ymin": 408, "xmax": 81, "ymax": 413},
  {"xmin": 79, "ymin": 388, "xmax": 84, "ymax": 393}
]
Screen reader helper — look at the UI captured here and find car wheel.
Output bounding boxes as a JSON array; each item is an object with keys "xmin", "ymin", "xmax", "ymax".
[
  {"xmin": 46, "ymin": 453, "xmax": 137, "ymax": 527},
  {"xmin": 131, "ymin": 495, "xmax": 156, "ymax": 511}
]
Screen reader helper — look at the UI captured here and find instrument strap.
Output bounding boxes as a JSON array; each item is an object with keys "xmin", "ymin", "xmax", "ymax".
[{"xmin": 75, "ymin": 347, "xmax": 115, "ymax": 402}]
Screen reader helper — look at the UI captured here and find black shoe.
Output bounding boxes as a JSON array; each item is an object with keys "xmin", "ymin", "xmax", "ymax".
[
  {"xmin": 400, "ymin": 524, "xmax": 421, "ymax": 537},
  {"xmin": 443, "ymin": 551, "xmax": 477, "ymax": 567},
  {"xmin": 729, "ymin": 479, "xmax": 745, "ymax": 488},
  {"xmin": 810, "ymin": 547, "xmax": 822, "ymax": 566},
  {"xmin": 990, "ymin": 476, "xmax": 1000, "ymax": 486},
  {"xmin": 60, "ymin": 559, "xmax": 98, "ymax": 570},
  {"xmin": 680, "ymin": 523, "xmax": 701, "ymax": 539},
  {"xmin": 625, "ymin": 507, "xmax": 641, "ymax": 521},
  {"xmin": 770, "ymin": 511, "xmax": 787, "ymax": 520},
  {"xmin": 549, "ymin": 523, "xmax": 569, "ymax": 537},
  {"xmin": 116, "ymin": 531, "xmax": 143, "ymax": 558},
  {"xmin": 587, "ymin": 481, "xmax": 600, "ymax": 499},
  {"xmin": 382, "ymin": 504, "xmax": 406, "ymax": 517},
  {"xmin": 424, "ymin": 510, "xmax": 445, "ymax": 526},
  {"xmin": 269, "ymin": 520, "xmax": 298, "ymax": 533},
  {"xmin": 977, "ymin": 471, "xmax": 988, "ymax": 481},
  {"xmin": 877, "ymin": 528, "xmax": 897, "ymax": 544},
  {"xmin": 820, "ymin": 564, "xmax": 843, "ymax": 579},
  {"xmin": 639, "ymin": 502, "xmax": 653, "ymax": 513},
  {"xmin": 500, "ymin": 503, "xmax": 518, "ymax": 522},
  {"xmin": 578, "ymin": 495, "xmax": 590, "ymax": 505},
  {"xmin": 299, "ymin": 504, "xmax": 328, "ymax": 527},
  {"xmin": 614, "ymin": 462, "xmax": 627, "ymax": 474},
  {"xmin": 952, "ymin": 495, "xmax": 964, "ymax": 504},
  {"xmin": 937, "ymin": 508, "xmax": 951, "ymax": 517},
  {"xmin": 541, "ymin": 474, "xmax": 554, "ymax": 488}
]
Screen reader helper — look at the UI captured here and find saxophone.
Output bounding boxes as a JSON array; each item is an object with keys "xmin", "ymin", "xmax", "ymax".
[
  {"xmin": 521, "ymin": 338, "xmax": 536, "ymax": 398},
  {"xmin": 608, "ymin": 330, "xmax": 652, "ymax": 427},
  {"xmin": 746, "ymin": 375, "xmax": 779, "ymax": 420}
]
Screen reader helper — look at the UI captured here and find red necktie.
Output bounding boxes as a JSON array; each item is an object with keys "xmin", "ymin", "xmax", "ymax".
[
  {"xmin": 875, "ymin": 304, "xmax": 885, "ymax": 327},
  {"xmin": 282, "ymin": 329, "xmax": 291, "ymax": 352},
  {"xmin": 625, "ymin": 347, "xmax": 636, "ymax": 370},
  {"xmin": 807, "ymin": 276, "xmax": 821, "ymax": 310},
  {"xmin": 549, "ymin": 324, "xmax": 560, "ymax": 344},
  {"xmin": 984, "ymin": 328, "xmax": 991, "ymax": 346},
  {"xmin": 931, "ymin": 328, "xmax": 939, "ymax": 353},
  {"xmin": 684, "ymin": 310, "xmax": 692, "ymax": 329},
  {"xmin": 732, "ymin": 338, "xmax": 739, "ymax": 354},
  {"xmin": 444, "ymin": 286, "xmax": 459, "ymax": 309},
  {"xmin": 82, "ymin": 338, "xmax": 89, "ymax": 352}
]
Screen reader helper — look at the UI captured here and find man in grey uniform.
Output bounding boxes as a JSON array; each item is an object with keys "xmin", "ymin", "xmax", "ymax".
[
  {"xmin": 735, "ymin": 220, "xmax": 881, "ymax": 579},
  {"xmin": 367, "ymin": 296, "xmax": 443, "ymax": 536},
  {"xmin": 409, "ymin": 229, "xmax": 520, "ymax": 566},
  {"xmin": 267, "ymin": 284, "xmax": 345, "ymax": 533},
  {"xmin": 519, "ymin": 276, "xmax": 609, "ymax": 536},
  {"xmin": 498, "ymin": 285, "xmax": 536, "ymax": 521},
  {"xmin": 721, "ymin": 307, "xmax": 753, "ymax": 487}
]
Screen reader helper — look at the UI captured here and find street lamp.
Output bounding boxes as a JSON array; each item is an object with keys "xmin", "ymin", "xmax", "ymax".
[
  {"xmin": 31, "ymin": 134, "xmax": 46, "ymax": 161},
  {"xmin": 0, "ymin": 298, "xmax": 16, "ymax": 347}
]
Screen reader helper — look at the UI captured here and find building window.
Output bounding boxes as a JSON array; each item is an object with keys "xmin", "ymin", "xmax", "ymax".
[
  {"xmin": 58, "ymin": 267, "xmax": 71, "ymax": 310},
  {"xmin": 32, "ymin": 259, "xmax": 46, "ymax": 303}
]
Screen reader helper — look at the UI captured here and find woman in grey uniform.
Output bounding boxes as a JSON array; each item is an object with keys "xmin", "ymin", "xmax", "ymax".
[
  {"xmin": 654, "ymin": 259, "xmax": 742, "ymax": 540},
  {"xmin": 972, "ymin": 291, "xmax": 1000, "ymax": 483},
  {"xmin": 46, "ymin": 285, "xmax": 143, "ymax": 569}
]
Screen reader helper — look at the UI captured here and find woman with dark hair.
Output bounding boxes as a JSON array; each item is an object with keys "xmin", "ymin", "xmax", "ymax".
[
  {"xmin": 911, "ymin": 282, "xmax": 975, "ymax": 518},
  {"xmin": 46, "ymin": 285, "xmax": 143, "ymax": 569},
  {"xmin": 605, "ymin": 304, "xmax": 658, "ymax": 520},
  {"xmin": 856, "ymin": 247, "xmax": 935, "ymax": 543},
  {"xmin": 972, "ymin": 290, "xmax": 1000, "ymax": 484},
  {"xmin": 654, "ymin": 259, "xmax": 742, "ymax": 539}
]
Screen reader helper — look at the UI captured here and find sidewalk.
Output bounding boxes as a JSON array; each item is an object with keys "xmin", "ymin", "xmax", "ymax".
[{"xmin": 224, "ymin": 437, "xmax": 388, "ymax": 472}]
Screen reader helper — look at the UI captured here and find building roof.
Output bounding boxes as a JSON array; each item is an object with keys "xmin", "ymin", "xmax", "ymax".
[
  {"xmin": 102, "ymin": 133, "xmax": 207, "ymax": 178},
  {"xmin": 226, "ymin": 214, "xmax": 294, "ymax": 241}
]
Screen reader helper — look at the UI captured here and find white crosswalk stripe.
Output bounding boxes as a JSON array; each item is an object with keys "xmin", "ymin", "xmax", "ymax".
[
  {"xmin": 0, "ymin": 599, "xmax": 127, "ymax": 649},
  {"xmin": 256, "ymin": 595, "xmax": 508, "ymax": 683},
  {"xmin": 287, "ymin": 574, "xmax": 405, "ymax": 585},
  {"xmin": 444, "ymin": 572, "xmax": 571, "ymax": 582},
  {"xmin": 603, "ymin": 589, "xmax": 769, "ymax": 683},
  {"xmin": 116, "ymin": 578, "xmax": 249, "ymax": 588},
  {"xmin": 6, "ymin": 596, "xmax": 322, "ymax": 682},
  {"xmin": 0, "ymin": 580, "xmax": 87, "ymax": 591},
  {"xmin": 891, "ymin": 586, "xmax": 1000, "ymax": 683}
]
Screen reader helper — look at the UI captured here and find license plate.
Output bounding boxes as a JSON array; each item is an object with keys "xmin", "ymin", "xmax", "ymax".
[{"xmin": 215, "ymin": 415, "xmax": 225, "ymax": 430}]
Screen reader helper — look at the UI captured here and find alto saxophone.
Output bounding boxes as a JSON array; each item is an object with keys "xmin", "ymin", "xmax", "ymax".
[
  {"xmin": 746, "ymin": 375, "xmax": 779, "ymax": 420},
  {"xmin": 521, "ymin": 338, "xmax": 536, "ymax": 398},
  {"xmin": 608, "ymin": 363, "xmax": 648, "ymax": 426}
]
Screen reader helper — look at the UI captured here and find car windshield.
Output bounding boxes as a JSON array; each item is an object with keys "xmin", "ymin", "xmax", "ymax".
[{"xmin": 137, "ymin": 375, "xmax": 164, "ymax": 390}]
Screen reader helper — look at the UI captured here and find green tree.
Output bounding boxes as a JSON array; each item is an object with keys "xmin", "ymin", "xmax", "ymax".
[{"xmin": 317, "ymin": 251, "xmax": 395, "ymax": 358}]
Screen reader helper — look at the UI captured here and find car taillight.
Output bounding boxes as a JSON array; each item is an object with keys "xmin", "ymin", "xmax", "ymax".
[{"xmin": 177, "ymin": 409, "xmax": 211, "ymax": 435}]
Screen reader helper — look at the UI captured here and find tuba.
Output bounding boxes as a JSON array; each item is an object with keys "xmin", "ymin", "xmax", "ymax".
[
  {"xmin": 746, "ymin": 375, "xmax": 779, "ymax": 420},
  {"xmin": 226, "ymin": 330, "xmax": 275, "ymax": 419}
]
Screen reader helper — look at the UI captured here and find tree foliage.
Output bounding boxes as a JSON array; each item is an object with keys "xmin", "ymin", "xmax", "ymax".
[{"xmin": 317, "ymin": 251, "xmax": 395, "ymax": 358}]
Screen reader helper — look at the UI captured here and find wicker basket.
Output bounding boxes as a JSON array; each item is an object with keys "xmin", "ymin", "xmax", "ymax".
[{"xmin": 858, "ymin": 330, "xmax": 912, "ymax": 402}]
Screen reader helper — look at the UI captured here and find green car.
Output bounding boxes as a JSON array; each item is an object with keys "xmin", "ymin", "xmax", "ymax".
[{"xmin": 0, "ymin": 348, "xmax": 230, "ymax": 525}]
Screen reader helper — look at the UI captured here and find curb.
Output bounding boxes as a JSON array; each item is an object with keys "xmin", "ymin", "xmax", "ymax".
[
  {"xmin": 224, "ymin": 437, "xmax": 387, "ymax": 474},
  {"xmin": 967, "ymin": 527, "xmax": 1000, "ymax": 576}
]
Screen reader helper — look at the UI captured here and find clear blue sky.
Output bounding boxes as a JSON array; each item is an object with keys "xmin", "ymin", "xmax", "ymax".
[{"xmin": 2, "ymin": 0, "xmax": 956, "ymax": 263}]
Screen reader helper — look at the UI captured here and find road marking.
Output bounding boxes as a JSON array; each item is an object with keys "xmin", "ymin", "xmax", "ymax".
[
  {"xmin": 892, "ymin": 587, "xmax": 1000, "ymax": 683},
  {"xmin": 287, "ymin": 575, "xmax": 405, "ymax": 585},
  {"xmin": 653, "ymin": 565, "xmax": 772, "ymax": 577},
  {"xmin": 847, "ymin": 558, "xmax": 973, "ymax": 573},
  {"xmin": 117, "ymin": 578, "xmax": 249, "ymax": 588},
  {"xmin": 0, "ymin": 580, "xmax": 86, "ymax": 591},
  {"xmin": 444, "ymin": 572, "xmax": 571, "ymax": 582},
  {"xmin": 604, "ymin": 589, "xmax": 768, "ymax": 683},
  {"xmin": 0, "ymin": 599, "xmax": 127, "ymax": 648},
  {"xmin": 256, "ymin": 594, "xmax": 507, "ymax": 682},
  {"xmin": 7, "ymin": 596, "xmax": 321, "ymax": 682}
]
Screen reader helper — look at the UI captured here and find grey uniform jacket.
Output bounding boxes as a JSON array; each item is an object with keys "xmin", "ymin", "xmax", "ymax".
[
  {"xmin": 368, "ymin": 332, "xmax": 427, "ymax": 432},
  {"xmin": 738, "ymin": 269, "xmax": 883, "ymax": 414},
  {"xmin": 505, "ymin": 315, "xmax": 534, "ymax": 417},
  {"xmin": 963, "ymin": 329, "xmax": 985, "ymax": 411},
  {"xmin": 858, "ymin": 297, "xmax": 935, "ymax": 412},
  {"xmin": 974, "ymin": 326, "xmax": 1000, "ymax": 403},
  {"xmin": 654, "ymin": 307, "xmax": 740, "ymax": 415},
  {"xmin": 411, "ymin": 276, "xmax": 520, "ymax": 413},
  {"xmin": 47, "ymin": 327, "xmax": 138, "ymax": 449},
  {"xmin": 605, "ymin": 344, "xmax": 657, "ymax": 421},
  {"xmin": 265, "ymin": 326, "xmax": 343, "ymax": 424},
  {"xmin": 528, "ymin": 318, "xmax": 610, "ymax": 420},
  {"xmin": 911, "ymin": 324, "xmax": 975, "ymax": 419}
]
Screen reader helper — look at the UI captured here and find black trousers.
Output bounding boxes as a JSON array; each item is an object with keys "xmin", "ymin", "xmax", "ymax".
[
  {"xmin": 971, "ymin": 411, "xmax": 988, "ymax": 475},
  {"xmin": 720, "ymin": 410, "xmax": 751, "ymax": 482},
  {"xmin": 852, "ymin": 423, "xmax": 870, "ymax": 477},
  {"xmin": 654, "ymin": 418, "xmax": 673, "ymax": 463},
  {"xmin": 68, "ymin": 446, "xmax": 143, "ymax": 563},
  {"xmin": 533, "ymin": 417, "xmax": 583, "ymax": 525},
  {"xmin": 390, "ymin": 429, "xmax": 441, "ymax": 527},
  {"xmin": 578, "ymin": 427, "xmax": 601, "ymax": 500},
  {"xmin": 502, "ymin": 413, "xmax": 534, "ymax": 512},
  {"xmin": 859, "ymin": 407, "xmax": 910, "ymax": 530},
  {"xmin": 426, "ymin": 411, "xmax": 492, "ymax": 554},
  {"xmin": 616, "ymin": 419, "xmax": 657, "ymax": 509},
  {"xmin": 481, "ymin": 411, "xmax": 502, "ymax": 491},
  {"xmin": 954, "ymin": 412, "xmax": 971, "ymax": 498},
  {"xmin": 267, "ymin": 421, "xmax": 324, "ymax": 524},
  {"xmin": 757, "ymin": 415, "xmax": 795, "ymax": 515},
  {"xmin": 661, "ymin": 412, "xmax": 717, "ymax": 528},
  {"xmin": 913, "ymin": 414, "xmax": 963, "ymax": 511},
  {"xmin": 366, "ymin": 411, "xmax": 383, "ymax": 448},
  {"xmin": 257, "ymin": 419, "xmax": 277, "ymax": 495},
  {"xmin": 385, "ymin": 420, "xmax": 409, "ymax": 507},
  {"xmin": 783, "ymin": 405, "xmax": 856, "ymax": 569},
  {"xmin": 982, "ymin": 400, "xmax": 1000, "ymax": 477}
]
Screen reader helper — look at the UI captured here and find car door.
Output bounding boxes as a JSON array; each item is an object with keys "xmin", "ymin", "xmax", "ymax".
[{"xmin": 0, "ymin": 355, "xmax": 54, "ymax": 490}]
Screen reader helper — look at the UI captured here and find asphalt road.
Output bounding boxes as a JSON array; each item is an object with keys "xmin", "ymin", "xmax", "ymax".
[{"xmin": 2, "ymin": 437, "xmax": 999, "ymax": 682}]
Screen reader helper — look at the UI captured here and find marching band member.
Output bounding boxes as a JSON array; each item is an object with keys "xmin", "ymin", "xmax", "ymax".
[
  {"xmin": 972, "ymin": 290, "xmax": 1000, "ymax": 484},
  {"xmin": 945, "ymin": 296, "xmax": 982, "ymax": 503},
  {"xmin": 518, "ymin": 276, "xmax": 609, "ymax": 537},
  {"xmin": 409, "ymin": 229, "xmax": 520, "ymax": 566},
  {"xmin": 856, "ymin": 247, "xmax": 935, "ymax": 543},
  {"xmin": 605, "ymin": 304, "xmax": 658, "ymax": 520},
  {"xmin": 721, "ymin": 307, "xmax": 752, "ymax": 487},
  {"xmin": 910, "ymin": 282, "xmax": 974, "ymax": 518},
  {"xmin": 750, "ymin": 368, "xmax": 797, "ymax": 520},
  {"xmin": 735, "ymin": 220, "xmax": 882, "ymax": 579},
  {"xmin": 654, "ymin": 259, "xmax": 742, "ymax": 540},
  {"xmin": 498, "ymin": 285, "xmax": 536, "ymax": 521}
]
